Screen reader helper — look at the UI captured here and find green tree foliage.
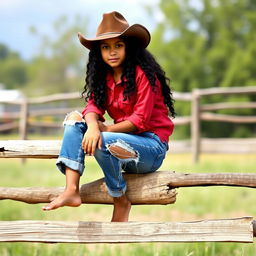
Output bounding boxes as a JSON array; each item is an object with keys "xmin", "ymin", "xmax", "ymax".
[
  {"xmin": 151, "ymin": 0, "xmax": 256, "ymax": 92},
  {"xmin": 149, "ymin": 0, "xmax": 256, "ymax": 138},
  {"xmin": 0, "ymin": 44, "xmax": 28, "ymax": 89},
  {"xmin": 26, "ymin": 15, "xmax": 89, "ymax": 96}
]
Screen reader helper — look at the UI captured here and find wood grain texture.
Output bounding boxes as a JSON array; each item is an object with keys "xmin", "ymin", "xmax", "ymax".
[
  {"xmin": 0, "ymin": 140, "xmax": 61, "ymax": 158},
  {"xmin": 0, "ymin": 172, "xmax": 178, "ymax": 205},
  {"xmin": 1, "ymin": 139, "xmax": 256, "ymax": 157},
  {"xmin": 1, "ymin": 171, "xmax": 256, "ymax": 205},
  {"xmin": 0, "ymin": 217, "xmax": 253, "ymax": 243}
]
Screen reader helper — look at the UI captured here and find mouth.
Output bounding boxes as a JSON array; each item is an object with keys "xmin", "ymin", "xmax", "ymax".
[{"xmin": 108, "ymin": 58, "xmax": 119, "ymax": 62}]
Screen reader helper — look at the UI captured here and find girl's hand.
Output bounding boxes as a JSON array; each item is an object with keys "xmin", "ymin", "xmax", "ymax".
[
  {"xmin": 98, "ymin": 121, "xmax": 109, "ymax": 132},
  {"xmin": 82, "ymin": 124, "xmax": 102, "ymax": 156}
]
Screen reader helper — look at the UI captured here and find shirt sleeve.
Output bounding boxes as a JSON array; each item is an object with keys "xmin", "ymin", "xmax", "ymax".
[
  {"xmin": 81, "ymin": 97, "xmax": 105, "ymax": 122},
  {"xmin": 126, "ymin": 69, "xmax": 156, "ymax": 132}
]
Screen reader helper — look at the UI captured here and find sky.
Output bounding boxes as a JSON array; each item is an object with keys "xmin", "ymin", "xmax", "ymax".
[{"xmin": 0, "ymin": 0, "xmax": 161, "ymax": 60}]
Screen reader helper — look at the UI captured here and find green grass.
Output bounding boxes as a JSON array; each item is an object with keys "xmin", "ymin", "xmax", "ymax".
[{"xmin": 0, "ymin": 153, "xmax": 255, "ymax": 255}]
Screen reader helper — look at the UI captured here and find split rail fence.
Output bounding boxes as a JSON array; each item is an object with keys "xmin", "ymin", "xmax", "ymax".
[
  {"xmin": 0, "ymin": 140, "xmax": 256, "ymax": 243},
  {"xmin": 1, "ymin": 86, "xmax": 256, "ymax": 162},
  {"xmin": 0, "ymin": 86, "xmax": 256, "ymax": 243}
]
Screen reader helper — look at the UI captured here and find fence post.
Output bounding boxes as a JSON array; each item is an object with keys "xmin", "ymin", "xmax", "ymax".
[
  {"xmin": 191, "ymin": 89, "xmax": 201, "ymax": 163},
  {"xmin": 19, "ymin": 97, "xmax": 28, "ymax": 140}
]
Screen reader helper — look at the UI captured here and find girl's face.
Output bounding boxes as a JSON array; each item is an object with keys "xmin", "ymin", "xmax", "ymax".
[{"xmin": 100, "ymin": 37, "xmax": 126, "ymax": 70}]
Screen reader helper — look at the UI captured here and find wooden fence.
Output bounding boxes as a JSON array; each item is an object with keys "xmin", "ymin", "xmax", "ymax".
[
  {"xmin": 173, "ymin": 86, "xmax": 256, "ymax": 162},
  {"xmin": 0, "ymin": 142, "xmax": 256, "ymax": 243},
  {"xmin": 0, "ymin": 86, "xmax": 256, "ymax": 162},
  {"xmin": 0, "ymin": 92, "xmax": 81, "ymax": 139}
]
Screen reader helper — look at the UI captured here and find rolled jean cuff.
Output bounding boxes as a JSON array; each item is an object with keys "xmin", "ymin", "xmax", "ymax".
[
  {"xmin": 56, "ymin": 157, "xmax": 84, "ymax": 176},
  {"xmin": 107, "ymin": 184, "xmax": 127, "ymax": 198}
]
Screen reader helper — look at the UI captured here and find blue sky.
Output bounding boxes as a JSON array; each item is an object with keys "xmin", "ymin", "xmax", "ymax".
[{"xmin": 0, "ymin": 0, "xmax": 161, "ymax": 60}]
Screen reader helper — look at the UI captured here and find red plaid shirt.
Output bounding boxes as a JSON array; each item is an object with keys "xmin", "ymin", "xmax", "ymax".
[{"xmin": 82, "ymin": 66, "xmax": 174, "ymax": 142}]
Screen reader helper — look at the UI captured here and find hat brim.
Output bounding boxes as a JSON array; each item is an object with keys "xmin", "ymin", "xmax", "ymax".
[{"xmin": 78, "ymin": 24, "xmax": 151, "ymax": 50}]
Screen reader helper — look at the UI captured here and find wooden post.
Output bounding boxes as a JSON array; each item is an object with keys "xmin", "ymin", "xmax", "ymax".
[
  {"xmin": 18, "ymin": 98, "xmax": 28, "ymax": 164},
  {"xmin": 19, "ymin": 97, "xmax": 28, "ymax": 140},
  {"xmin": 191, "ymin": 89, "xmax": 201, "ymax": 163}
]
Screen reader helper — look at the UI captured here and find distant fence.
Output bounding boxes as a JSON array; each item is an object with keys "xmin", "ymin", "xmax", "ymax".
[
  {"xmin": 0, "ymin": 86, "xmax": 256, "ymax": 162},
  {"xmin": 0, "ymin": 92, "xmax": 81, "ymax": 139},
  {"xmin": 173, "ymin": 86, "xmax": 256, "ymax": 162}
]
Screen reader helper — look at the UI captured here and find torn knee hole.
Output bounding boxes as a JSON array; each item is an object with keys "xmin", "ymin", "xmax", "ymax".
[
  {"xmin": 66, "ymin": 111, "xmax": 83, "ymax": 121},
  {"xmin": 108, "ymin": 144, "xmax": 137, "ymax": 159},
  {"xmin": 63, "ymin": 111, "xmax": 85, "ymax": 126}
]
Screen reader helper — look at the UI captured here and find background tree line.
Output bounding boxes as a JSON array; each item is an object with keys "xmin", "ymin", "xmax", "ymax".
[
  {"xmin": 0, "ymin": 15, "xmax": 88, "ymax": 95},
  {"xmin": 0, "ymin": 0, "xmax": 255, "ymax": 139},
  {"xmin": 151, "ymin": 0, "xmax": 256, "ymax": 139}
]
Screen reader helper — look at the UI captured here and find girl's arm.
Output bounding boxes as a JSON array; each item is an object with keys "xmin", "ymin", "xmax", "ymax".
[
  {"xmin": 98, "ymin": 120, "xmax": 137, "ymax": 133},
  {"xmin": 83, "ymin": 113, "xmax": 136, "ymax": 155},
  {"xmin": 83, "ymin": 112, "xmax": 102, "ymax": 156}
]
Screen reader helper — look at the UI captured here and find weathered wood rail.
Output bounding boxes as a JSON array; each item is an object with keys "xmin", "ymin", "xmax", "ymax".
[
  {"xmin": 0, "ymin": 217, "xmax": 254, "ymax": 243},
  {"xmin": 0, "ymin": 140, "xmax": 61, "ymax": 159},
  {"xmin": 1, "ymin": 171, "xmax": 256, "ymax": 205},
  {"xmin": 0, "ymin": 172, "xmax": 177, "ymax": 205},
  {"xmin": 1, "ymin": 139, "xmax": 256, "ymax": 158},
  {"xmin": 0, "ymin": 139, "xmax": 255, "ymax": 243}
]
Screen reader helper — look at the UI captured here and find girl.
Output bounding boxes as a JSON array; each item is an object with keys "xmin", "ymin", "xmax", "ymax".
[{"xmin": 42, "ymin": 11, "xmax": 175, "ymax": 222}]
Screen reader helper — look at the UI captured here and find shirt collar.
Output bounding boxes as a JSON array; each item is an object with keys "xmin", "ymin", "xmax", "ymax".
[{"xmin": 106, "ymin": 72, "xmax": 127, "ymax": 89}]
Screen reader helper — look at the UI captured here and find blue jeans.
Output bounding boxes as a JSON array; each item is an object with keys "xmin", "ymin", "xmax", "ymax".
[{"xmin": 56, "ymin": 116, "xmax": 168, "ymax": 198}]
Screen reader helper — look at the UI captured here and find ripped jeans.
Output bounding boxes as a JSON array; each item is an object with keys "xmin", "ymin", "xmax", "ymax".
[{"xmin": 56, "ymin": 112, "xmax": 168, "ymax": 197}]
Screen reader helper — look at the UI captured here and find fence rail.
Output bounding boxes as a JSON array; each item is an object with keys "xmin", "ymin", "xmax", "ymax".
[
  {"xmin": 0, "ymin": 217, "xmax": 254, "ymax": 243},
  {"xmin": 1, "ymin": 86, "xmax": 255, "ymax": 162}
]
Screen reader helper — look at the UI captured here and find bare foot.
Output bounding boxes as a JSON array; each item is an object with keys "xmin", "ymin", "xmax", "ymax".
[
  {"xmin": 111, "ymin": 194, "xmax": 131, "ymax": 222},
  {"xmin": 42, "ymin": 190, "xmax": 82, "ymax": 211}
]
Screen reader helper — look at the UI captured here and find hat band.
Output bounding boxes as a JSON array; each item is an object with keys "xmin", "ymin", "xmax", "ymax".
[{"xmin": 97, "ymin": 32, "xmax": 122, "ymax": 38}]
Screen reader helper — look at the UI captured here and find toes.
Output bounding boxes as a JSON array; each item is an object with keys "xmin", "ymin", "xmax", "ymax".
[
  {"xmin": 42, "ymin": 202, "xmax": 57, "ymax": 211},
  {"xmin": 42, "ymin": 205, "xmax": 51, "ymax": 211}
]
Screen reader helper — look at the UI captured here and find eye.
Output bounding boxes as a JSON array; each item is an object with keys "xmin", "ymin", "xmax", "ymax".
[
  {"xmin": 116, "ymin": 43, "xmax": 124, "ymax": 48},
  {"xmin": 101, "ymin": 45, "xmax": 109, "ymax": 50}
]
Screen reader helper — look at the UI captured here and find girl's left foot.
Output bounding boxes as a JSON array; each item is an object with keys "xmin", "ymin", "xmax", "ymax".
[
  {"xmin": 111, "ymin": 194, "xmax": 131, "ymax": 222},
  {"xmin": 42, "ymin": 190, "xmax": 81, "ymax": 211}
]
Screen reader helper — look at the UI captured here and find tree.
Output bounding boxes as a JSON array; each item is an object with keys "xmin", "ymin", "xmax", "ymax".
[
  {"xmin": 0, "ymin": 44, "xmax": 28, "ymax": 89},
  {"xmin": 150, "ymin": 0, "xmax": 256, "ymax": 91},
  {"xmin": 149, "ymin": 0, "xmax": 256, "ymax": 138},
  {"xmin": 0, "ymin": 44, "xmax": 10, "ymax": 60}
]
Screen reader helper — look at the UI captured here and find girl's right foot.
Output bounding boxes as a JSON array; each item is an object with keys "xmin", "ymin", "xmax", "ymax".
[{"xmin": 42, "ymin": 190, "xmax": 82, "ymax": 211}]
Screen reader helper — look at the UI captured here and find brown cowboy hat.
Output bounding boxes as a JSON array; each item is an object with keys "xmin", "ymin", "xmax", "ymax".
[{"xmin": 78, "ymin": 11, "xmax": 151, "ymax": 49}]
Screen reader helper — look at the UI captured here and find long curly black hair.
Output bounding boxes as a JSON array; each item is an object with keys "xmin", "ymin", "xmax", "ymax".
[{"xmin": 82, "ymin": 37, "xmax": 175, "ymax": 118}]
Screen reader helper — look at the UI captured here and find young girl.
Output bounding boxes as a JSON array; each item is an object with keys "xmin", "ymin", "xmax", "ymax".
[{"xmin": 42, "ymin": 11, "xmax": 175, "ymax": 222}]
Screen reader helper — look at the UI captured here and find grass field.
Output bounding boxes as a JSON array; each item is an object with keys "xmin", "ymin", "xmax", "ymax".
[{"xmin": 0, "ymin": 152, "xmax": 255, "ymax": 255}]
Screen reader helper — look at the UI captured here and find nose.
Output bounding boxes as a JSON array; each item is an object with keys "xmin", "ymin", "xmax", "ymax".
[{"xmin": 109, "ymin": 46, "xmax": 117, "ymax": 56}]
